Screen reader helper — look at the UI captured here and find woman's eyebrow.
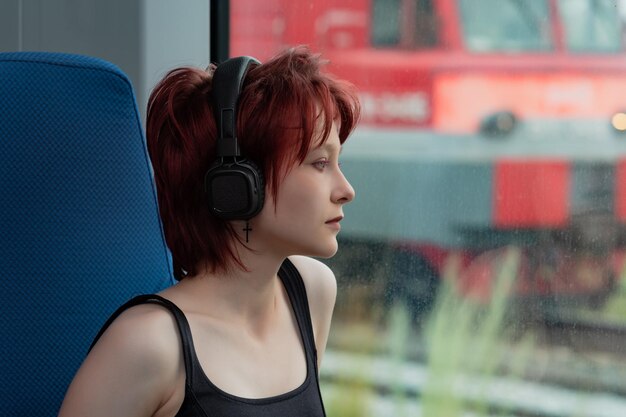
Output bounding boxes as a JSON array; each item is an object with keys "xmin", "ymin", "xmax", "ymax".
[{"xmin": 316, "ymin": 143, "xmax": 342, "ymax": 154}]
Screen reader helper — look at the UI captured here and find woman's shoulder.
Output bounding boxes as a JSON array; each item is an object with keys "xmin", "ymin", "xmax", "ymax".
[
  {"xmin": 92, "ymin": 301, "xmax": 183, "ymax": 374},
  {"xmin": 287, "ymin": 256, "xmax": 337, "ymax": 363},
  {"xmin": 58, "ymin": 301, "xmax": 185, "ymax": 416},
  {"xmin": 287, "ymin": 255, "xmax": 337, "ymax": 304}
]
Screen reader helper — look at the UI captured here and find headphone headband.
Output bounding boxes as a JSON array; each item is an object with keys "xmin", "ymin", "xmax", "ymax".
[{"xmin": 211, "ymin": 56, "xmax": 260, "ymax": 158}]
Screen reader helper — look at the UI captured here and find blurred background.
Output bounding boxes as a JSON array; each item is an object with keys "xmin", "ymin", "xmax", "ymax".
[{"xmin": 5, "ymin": 0, "xmax": 626, "ymax": 415}]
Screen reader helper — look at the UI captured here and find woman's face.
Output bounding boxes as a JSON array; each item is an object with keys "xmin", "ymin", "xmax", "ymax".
[{"xmin": 253, "ymin": 121, "xmax": 355, "ymax": 258}]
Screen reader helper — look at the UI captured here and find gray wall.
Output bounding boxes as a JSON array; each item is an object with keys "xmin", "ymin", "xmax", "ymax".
[{"xmin": 0, "ymin": 0, "xmax": 210, "ymax": 120}]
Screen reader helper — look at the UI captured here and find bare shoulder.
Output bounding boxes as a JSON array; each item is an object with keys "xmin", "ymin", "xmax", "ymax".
[
  {"xmin": 59, "ymin": 302, "xmax": 184, "ymax": 416},
  {"xmin": 92, "ymin": 302, "xmax": 181, "ymax": 364},
  {"xmin": 94, "ymin": 301, "xmax": 185, "ymax": 389},
  {"xmin": 287, "ymin": 256, "xmax": 337, "ymax": 365},
  {"xmin": 287, "ymin": 255, "xmax": 337, "ymax": 306}
]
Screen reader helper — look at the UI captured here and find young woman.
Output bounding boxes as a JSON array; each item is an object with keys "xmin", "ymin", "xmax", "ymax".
[{"xmin": 58, "ymin": 46, "xmax": 360, "ymax": 416}]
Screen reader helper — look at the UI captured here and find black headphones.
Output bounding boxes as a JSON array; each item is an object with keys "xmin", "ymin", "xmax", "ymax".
[{"xmin": 204, "ymin": 56, "xmax": 265, "ymax": 220}]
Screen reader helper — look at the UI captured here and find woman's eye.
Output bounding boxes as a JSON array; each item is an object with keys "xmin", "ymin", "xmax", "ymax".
[{"xmin": 313, "ymin": 160, "xmax": 330, "ymax": 170}]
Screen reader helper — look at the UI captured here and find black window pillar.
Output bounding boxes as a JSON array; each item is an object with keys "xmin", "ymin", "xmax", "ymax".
[{"xmin": 210, "ymin": 0, "xmax": 229, "ymax": 64}]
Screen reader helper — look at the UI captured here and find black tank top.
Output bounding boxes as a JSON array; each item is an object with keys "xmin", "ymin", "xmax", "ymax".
[{"xmin": 90, "ymin": 259, "xmax": 327, "ymax": 417}]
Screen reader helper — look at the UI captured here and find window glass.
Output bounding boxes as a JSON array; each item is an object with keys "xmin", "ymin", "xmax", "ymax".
[
  {"xmin": 559, "ymin": 0, "xmax": 622, "ymax": 52},
  {"xmin": 371, "ymin": 0, "xmax": 401, "ymax": 46},
  {"xmin": 371, "ymin": 0, "xmax": 438, "ymax": 48},
  {"xmin": 459, "ymin": 0, "xmax": 552, "ymax": 51},
  {"xmin": 231, "ymin": 0, "xmax": 626, "ymax": 415}
]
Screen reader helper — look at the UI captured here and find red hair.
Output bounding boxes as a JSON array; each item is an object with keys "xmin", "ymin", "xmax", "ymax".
[{"xmin": 146, "ymin": 46, "xmax": 360, "ymax": 280}]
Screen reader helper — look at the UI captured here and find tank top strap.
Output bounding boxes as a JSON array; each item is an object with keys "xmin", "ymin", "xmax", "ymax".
[
  {"xmin": 88, "ymin": 294, "xmax": 198, "ymax": 385},
  {"xmin": 278, "ymin": 259, "xmax": 318, "ymax": 368}
]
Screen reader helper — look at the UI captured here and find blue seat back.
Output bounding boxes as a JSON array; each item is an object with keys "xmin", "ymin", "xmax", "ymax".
[{"xmin": 0, "ymin": 52, "xmax": 174, "ymax": 416}]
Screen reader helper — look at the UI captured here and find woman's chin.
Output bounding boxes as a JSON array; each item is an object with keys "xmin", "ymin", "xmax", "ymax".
[{"xmin": 312, "ymin": 241, "xmax": 339, "ymax": 259}]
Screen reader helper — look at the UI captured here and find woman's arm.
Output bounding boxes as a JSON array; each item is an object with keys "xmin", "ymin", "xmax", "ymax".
[
  {"xmin": 288, "ymin": 255, "xmax": 337, "ymax": 368},
  {"xmin": 58, "ymin": 304, "xmax": 184, "ymax": 417}
]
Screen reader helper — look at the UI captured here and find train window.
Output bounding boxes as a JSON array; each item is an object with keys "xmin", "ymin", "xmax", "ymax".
[
  {"xmin": 228, "ymin": 0, "xmax": 626, "ymax": 415},
  {"xmin": 558, "ymin": 0, "xmax": 622, "ymax": 53},
  {"xmin": 371, "ymin": 0, "xmax": 401, "ymax": 46},
  {"xmin": 459, "ymin": 0, "xmax": 552, "ymax": 51},
  {"xmin": 371, "ymin": 0, "xmax": 438, "ymax": 49}
]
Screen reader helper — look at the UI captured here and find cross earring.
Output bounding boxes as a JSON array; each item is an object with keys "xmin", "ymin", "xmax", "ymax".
[{"xmin": 243, "ymin": 221, "xmax": 252, "ymax": 243}]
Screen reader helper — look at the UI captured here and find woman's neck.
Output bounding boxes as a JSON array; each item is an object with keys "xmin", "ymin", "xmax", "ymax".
[{"xmin": 174, "ymin": 252, "xmax": 288, "ymax": 338}]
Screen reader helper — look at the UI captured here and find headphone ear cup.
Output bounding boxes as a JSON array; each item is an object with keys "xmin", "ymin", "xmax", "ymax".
[
  {"xmin": 204, "ymin": 158, "xmax": 265, "ymax": 220},
  {"xmin": 245, "ymin": 158, "xmax": 265, "ymax": 213}
]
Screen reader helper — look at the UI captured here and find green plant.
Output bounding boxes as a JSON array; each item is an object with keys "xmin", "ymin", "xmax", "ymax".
[
  {"xmin": 324, "ymin": 246, "xmax": 539, "ymax": 416},
  {"xmin": 323, "ymin": 380, "xmax": 373, "ymax": 417},
  {"xmin": 421, "ymin": 246, "xmax": 528, "ymax": 417}
]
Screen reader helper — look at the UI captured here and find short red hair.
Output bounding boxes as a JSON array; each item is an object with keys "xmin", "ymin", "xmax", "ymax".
[{"xmin": 146, "ymin": 46, "xmax": 360, "ymax": 280}]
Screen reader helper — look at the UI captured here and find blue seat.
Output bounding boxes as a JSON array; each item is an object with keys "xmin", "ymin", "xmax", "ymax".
[{"xmin": 0, "ymin": 52, "xmax": 174, "ymax": 416}]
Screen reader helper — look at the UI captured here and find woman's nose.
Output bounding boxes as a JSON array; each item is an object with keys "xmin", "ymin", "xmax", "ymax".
[{"xmin": 333, "ymin": 171, "xmax": 355, "ymax": 204}]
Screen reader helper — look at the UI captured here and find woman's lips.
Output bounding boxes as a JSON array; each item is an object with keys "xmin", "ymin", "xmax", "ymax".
[{"xmin": 325, "ymin": 216, "xmax": 343, "ymax": 230}]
